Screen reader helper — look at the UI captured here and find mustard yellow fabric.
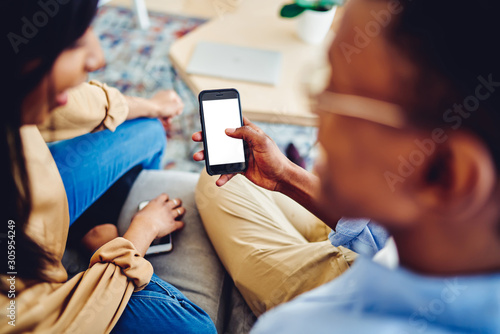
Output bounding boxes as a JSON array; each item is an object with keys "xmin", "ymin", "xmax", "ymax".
[
  {"xmin": 195, "ymin": 170, "xmax": 357, "ymax": 317},
  {"xmin": 0, "ymin": 82, "xmax": 154, "ymax": 333},
  {"xmin": 38, "ymin": 80, "xmax": 129, "ymax": 142}
]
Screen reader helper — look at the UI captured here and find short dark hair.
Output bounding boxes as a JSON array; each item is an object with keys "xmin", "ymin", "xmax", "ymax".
[{"xmin": 388, "ymin": 0, "xmax": 500, "ymax": 169}]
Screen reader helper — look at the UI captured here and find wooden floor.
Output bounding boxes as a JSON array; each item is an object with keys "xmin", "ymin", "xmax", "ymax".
[{"xmin": 110, "ymin": 0, "xmax": 226, "ymax": 18}]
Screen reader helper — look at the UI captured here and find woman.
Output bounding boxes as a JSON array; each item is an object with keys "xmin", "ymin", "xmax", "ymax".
[{"xmin": 0, "ymin": 0, "xmax": 216, "ymax": 332}]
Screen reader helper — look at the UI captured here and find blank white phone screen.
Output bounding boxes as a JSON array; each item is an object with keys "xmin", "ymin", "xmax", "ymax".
[{"xmin": 202, "ymin": 98, "xmax": 245, "ymax": 166}]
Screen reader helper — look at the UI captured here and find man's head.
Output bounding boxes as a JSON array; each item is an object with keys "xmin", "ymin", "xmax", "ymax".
[{"xmin": 315, "ymin": 0, "xmax": 500, "ymax": 273}]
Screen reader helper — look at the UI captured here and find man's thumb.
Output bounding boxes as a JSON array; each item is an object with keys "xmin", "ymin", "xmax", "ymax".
[
  {"xmin": 226, "ymin": 126, "xmax": 257, "ymax": 143},
  {"xmin": 225, "ymin": 127, "xmax": 241, "ymax": 138}
]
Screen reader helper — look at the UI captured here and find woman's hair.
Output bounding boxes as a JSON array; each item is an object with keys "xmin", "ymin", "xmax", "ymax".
[
  {"xmin": 388, "ymin": 0, "xmax": 500, "ymax": 169},
  {"xmin": 0, "ymin": 0, "xmax": 99, "ymax": 280}
]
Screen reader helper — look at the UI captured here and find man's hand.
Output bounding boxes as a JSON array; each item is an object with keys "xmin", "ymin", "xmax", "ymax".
[
  {"xmin": 193, "ymin": 117, "xmax": 341, "ymax": 227},
  {"xmin": 192, "ymin": 117, "xmax": 293, "ymax": 189}
]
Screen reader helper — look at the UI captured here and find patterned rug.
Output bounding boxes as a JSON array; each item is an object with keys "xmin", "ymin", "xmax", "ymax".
[{"xmin": 90, "ymin": 6, "xmax": 318, "ymax": 172}]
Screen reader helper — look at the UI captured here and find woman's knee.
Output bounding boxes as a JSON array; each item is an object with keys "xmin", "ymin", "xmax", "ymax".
[
  {"xmin": 123, "ymin": 118, "xmax": 166, "ymax": 152},
  {"xmin": 117, "ymin": 118, "xmax": 166, "ymax": 169}
]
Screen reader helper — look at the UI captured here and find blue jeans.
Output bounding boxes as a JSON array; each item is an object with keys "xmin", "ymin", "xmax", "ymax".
[
  {"xmin": 48, "ymin": 118, "xmax": 166, "ymax": 224},
  {"xmin": 112, "ymin": 274, "xmax": 216, "ymax": 334},
  {"xmin": 48, "ymin": 119, "xmax": 216, "ymax": 333}
]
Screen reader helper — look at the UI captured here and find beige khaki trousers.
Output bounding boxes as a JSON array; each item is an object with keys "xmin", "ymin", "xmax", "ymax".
[{"xmin": 195, "ymin": 170, "xmax": 357, "ymax": 316}]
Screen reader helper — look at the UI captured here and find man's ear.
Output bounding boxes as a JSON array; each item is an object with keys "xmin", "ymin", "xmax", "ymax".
[{"xmin": 414, "ymin": 131, "xmax": 496, "ymax": 222}]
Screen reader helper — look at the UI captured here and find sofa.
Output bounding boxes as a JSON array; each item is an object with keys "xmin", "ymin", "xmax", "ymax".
[{"xmin": 63, "ymin": 170, "xmax": 257, "ymax": 333}]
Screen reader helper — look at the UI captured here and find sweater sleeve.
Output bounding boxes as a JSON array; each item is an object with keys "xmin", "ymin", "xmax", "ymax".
[
  {"xmin": 38, "ymin": 81, "xmax": 129, "ymax": 143},
  {"xmin": 0, "ymin": 237, "xmax": 153, "ymax": 334}
]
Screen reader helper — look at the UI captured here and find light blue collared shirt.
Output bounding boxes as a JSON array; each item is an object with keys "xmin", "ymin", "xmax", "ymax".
[{"xmin": 251, "ymin": 256, "xmax": 500, "ymax": 333}]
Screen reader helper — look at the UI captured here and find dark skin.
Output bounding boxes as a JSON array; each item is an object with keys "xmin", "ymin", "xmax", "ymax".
[
  {"xmin": 192, "ymin": 119, "xmax": 341, "ymax": 226},
  {"xmin": 194, "ymin": 0, "xmax": 500, "ymax": 276}
]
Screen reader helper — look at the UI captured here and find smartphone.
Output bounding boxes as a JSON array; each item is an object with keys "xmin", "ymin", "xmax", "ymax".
[
  {"xmin": 138, "ymin": 200, "xmax": 173, "ymax": 255},
  {"xmin": 198, "ymin": 89, "xmax": 248, "ymax": 176}
]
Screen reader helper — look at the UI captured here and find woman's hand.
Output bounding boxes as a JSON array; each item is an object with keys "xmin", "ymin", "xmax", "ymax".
[
  {"xmin": 192, "ymin": 117, "xmax": 293, "ymax": 190},
  {"xmin": 126, "ymin": 90, "xmax": 184, "ymax": 131},
  {"xmin": 150, "ymin": 90, "xmax": 184, "ymax": 131},
  {"xmin": 132, "ymin": 194, "xmax": 185, "ymax": 238},
  {"xmin": 123, "ymin": 193, "xmax": 185, "ymax": 256}
]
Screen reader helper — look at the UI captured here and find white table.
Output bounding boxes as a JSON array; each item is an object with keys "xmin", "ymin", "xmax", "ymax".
[{"xmin": 169, "ymin": 0, "xmax": 338, "ymax": 126}]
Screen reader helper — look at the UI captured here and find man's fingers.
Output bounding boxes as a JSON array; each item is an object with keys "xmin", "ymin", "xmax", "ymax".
[
  {"xmin": 192, "ymin": 131, "xmax": 203, "ymax": 142},
  {"xmin": 242, "ymin": 116, "xmax": 252, "ymax": 125},
  {"xmin": 193, "ymin": 150, "xmax": 205, "ymax": 161},
  {"xmin": 242, "ymin": 117, "xmax": 264, "ymax": 133},
  {"xmin": 216, "ymin": 174, "xmax": 236, "ymax": 187}
]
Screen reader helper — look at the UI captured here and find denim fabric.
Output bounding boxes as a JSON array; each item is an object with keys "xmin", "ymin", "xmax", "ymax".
[
  {"xmin": 48, "ymin": 118, "xmax": 166, "ymax": 224},
  {"xmin": 111, "ymin": 274, "xmax": 217, "ymax": 334},
  {"xmin": 328, "ymin": 218, "xmax": 390, "ymax": 257}
]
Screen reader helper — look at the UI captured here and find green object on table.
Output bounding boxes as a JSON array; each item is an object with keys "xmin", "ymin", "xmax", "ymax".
[{"xmin": 280, "ymin": 0, "xmax": 344, "ymax": 18}]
